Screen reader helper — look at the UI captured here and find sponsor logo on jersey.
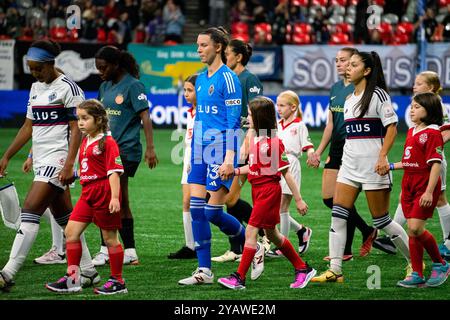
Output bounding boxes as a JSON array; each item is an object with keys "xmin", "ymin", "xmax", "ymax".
[
  {"xmin": 80, "ymin": 174, "xmax": 99, "ymax": 180},
  {"xmin": 249, "ymin": 86, "xmax": 261, "ymax": 94},
  {"xmin": 137, "ymin": 93, "xmax": 147, "ymax": 101},
  {"xmin": 403, "ymin": 146, "xmax": 412, "ymax": 160},
  {"xmin": 209, "ymin": 180, "xmax": 217, "ymax": 186},
  {"xmin": 402, "ymin": 162, "xmax": 419, "ymax": 168},
  {"xmin": 115, "ymin": 94, "xmax": 124, "ymax": 105},
  {"xmin": 330, "ymin": 96, "xmax": 336, "ymax": 101},
  {"xmin": 106, "ymin": 108, "xmax": 122, "ymax": 116},
  {"xmin": 48, "ymin": 92, "xmax": 57, "ymax": 102},
  {"xmin": 436, "ymin": 146, "xmax": 443, "ymax": 155},
  {"xmin": 330, "ymin": 106, "xmax": 344, "ymax": 113},
  {"xmin": 197, "ymin": 105, "xmax": 218, "ymax": 114},
  {"xmin": 115, "ymin": 156, "xmax": 122, "ymax": 165},
  {"xmin": 281, "ymin": 152, "xmax": 288, "ymax": 162},
  {"xmin": 419, "ymin": 133, "xmax": 428, "ymax": 144},
  {"xmin": 81, "ymin": 158, "xmax": 88, "ymax": 172},
  {"xmin": 208, "ymin": 85, "xmax": 214, "ymax": 96},
  {"xmin": 225, "ymin": 99, "xmax": 241, "ymax": 106}
]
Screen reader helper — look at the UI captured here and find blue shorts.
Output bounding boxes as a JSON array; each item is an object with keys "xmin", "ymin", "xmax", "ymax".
[{"xmin": 187, "ymin": 143, "xmax": 237, "ymax": 191}]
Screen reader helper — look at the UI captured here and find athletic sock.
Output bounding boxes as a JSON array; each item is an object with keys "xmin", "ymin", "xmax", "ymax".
[
  {"xmin": 344, "ymin": 214, "xmax": 356, "ymax": 255},
  {"xmin": 190, "ymin": 197, "xmax": 211, "ymax": 269},
  {"xmin": 205, "ymin": 204, "xmax": 245, "ymax": 246},
  {"xmin": 108, "ymin": 244, "xmax": 124, "ymax": 283},
  {"xmin": 66, "ymin": 241, "xmax": 82, "ymax": 279},
  {"xmin": 437, "ymin": 204, "xmax": 450, "ymax": 242},
  {"xmin": 278, "ymin": 236, "xmax": 306, "ymax": 270},
  {"xmin": 409, "ymin": 236, "xmax": 424, "ymax": 277},
  {"xmin": 280, "ymin": 212, "xmax": 290, "ymax": 237},
  {"xmin": 393, "ymin": 203, "xmax": 407, "ymax": 226},
  {"xmin": 237, "ymin": 245, "xmax": 257, "ymax": 280},
  {"xmin": 119, "ymin": 218, "xmax": 135, "ymax": 249},
  {"xmin": 53, "ymin": 211, "xmax": 71, "ymax": 255},
  {"xmin": 2, "ymin": 210, "xmax": 41, "ymax": 280},
  {"xmin": 373, "ymin": 213, "xmax": 410, "ymax": 262},
  {"xmin": 323, "ymin": 198, "xmax": 333, "ymax": 209},
  {"xmin": 79, "ymin": 233, "xmax": 96, "ymax": 274},
  {"xmin": 289, "ymin": 215, "xmax": 302, "ymax": 232},
  {"xmin": 227, "ymin": 198, "xmax": 253, "ymax": 223},
  {"xmin": 182, "ymin": 211, "xmax": 194, "ymax": 250},
  {"xmin": 417, "ymin": 230, "xmax": 444, "ymax": 264},
  {"xmin": 329, "ymin": 206, "xmax": 349, "ymax": 274}
]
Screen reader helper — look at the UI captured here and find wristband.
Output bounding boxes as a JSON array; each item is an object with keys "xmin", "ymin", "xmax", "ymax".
[
  {"xmin": 27, "ymin": 153, "xmax": 33, "ymax": 159},
  {"xmin": 389, "ymin": 163, "xmax": 395, "ymax": 171}
]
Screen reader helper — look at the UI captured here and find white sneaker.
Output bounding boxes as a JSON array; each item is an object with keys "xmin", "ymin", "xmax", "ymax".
[
  {"xmin": 123, "ymin": 248, "xmax": 139, "ymax": 265},
  {"xmin": 92, "ymin": 247, "xmax": 109, "ymax": 266},
  {"xmin": 178, "ymin": 268, "xmax": 214, "ymax": 285},
  {"xmin": 211, "ymin": 250, "xmax": 242, "ymax": 262},
  {"xmin": 34, "ymin": 247, "xmax": 66, "ymax": 265},
  {"xmin": 251, "ymin": 242, "xmax": 264, "ymax": 280},
  {"xmin": 262, "ymin": 236, "xmax": 271, "ymax": 254}
]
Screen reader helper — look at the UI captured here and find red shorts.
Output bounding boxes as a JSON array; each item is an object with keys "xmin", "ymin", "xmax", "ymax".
[
  {"xmin": 248, "ymin": 183, "xmax": 281, "ymax": 229},
  {"xmin": 70, "ymin": 179, "xmax": 122, "ymax": 230},
  {"xmin": 401, "ymin": 172, "xmax": 441, "ymax": 220}
]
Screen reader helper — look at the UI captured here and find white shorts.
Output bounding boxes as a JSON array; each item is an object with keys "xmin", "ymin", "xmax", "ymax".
[
  {"xmin": 337, "ymin": 163, "xmax": 392, "ymax": 191},
  {"xmin": 337, "ymin": 175, "xmax": 391, "ymax": 191},
  {"xmin": 440, "ymin": 157, "xmax": 447, "ymax": 191},
  {"xmin": 34, "ymin": 165, "xmax": 66, "ymax": 191},
  {"xmin": 180, "ymin": 147, "xmax": 191, "ymax": 185},
  {"xmin": 280, "ymin": 157, "xmax": 300, "ymax": 195}
]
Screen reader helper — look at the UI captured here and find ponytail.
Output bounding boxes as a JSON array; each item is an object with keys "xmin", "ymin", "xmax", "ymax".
[
  {"xmin": 95, "ymin": 46, "xmax": 140, "ymax": 79},
  {"xmin": 355, "ymin": 51, "xmax": 388, "ymax": 118}
]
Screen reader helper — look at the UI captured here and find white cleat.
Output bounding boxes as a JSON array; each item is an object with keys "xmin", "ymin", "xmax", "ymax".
[
  {"xmin": 251, "ymin": 242, "xmax": 264, "ymax": 280},
  {"xmin": 123, "ymin": 248, "xmax": 139, "ymax": 265},
  {"xmin": 92, "ymin": 247, "xmax": 109, "ymax": 266},
  {"xmin": 34, "ymin": 247, "xmax": 66, "ymax": 265},
  {"xmin": 178, "ymin": 268, "xmax": 214, "ymax": 285}
]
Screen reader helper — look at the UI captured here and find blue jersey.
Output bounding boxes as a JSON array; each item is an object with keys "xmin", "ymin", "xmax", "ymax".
[{"xmin": 193, "ymin": 64, "xmax": 242, "ymax": 152}]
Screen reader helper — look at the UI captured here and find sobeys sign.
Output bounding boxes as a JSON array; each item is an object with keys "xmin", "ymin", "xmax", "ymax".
[{"xmin": 128, "ymin": 44, "xmax": 205, "ymax": 94}]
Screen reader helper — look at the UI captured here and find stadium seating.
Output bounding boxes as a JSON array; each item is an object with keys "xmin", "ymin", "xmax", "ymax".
[
  {"xmin": 231, "ymin": 21, "xmax": 250, "ymax": 42},
  {"xmin": 329, "ymin": 32, "xmax": 351, "ymax": 44},
  {"xmin": 253, "ymin": 22, "xmax": 272, "ymax": 44}
]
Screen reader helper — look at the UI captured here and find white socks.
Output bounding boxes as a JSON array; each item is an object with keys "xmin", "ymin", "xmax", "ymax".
[
  {"xmin": 373, "ymin": 214, "xmax": 410, "ymax": 262},
  {"xmin": 280, "ymin": 212, "xmax": 290, "ymax": 237},
  {"xmin": 2, "ymin": 217, "xmax": 40, "ymax": 280},
  {"xmin": 329, "ymin": 216, "xmax": 347, "ymax": 274},
  {"xmin": 393, "ymin": 203, "xmax": 407, "ymax": 226},
  {"xmin": 437, "ymin": 204, "xmax": 450, "ymax": 242},
  {"xmin": 79, "ymin": 233, "xmax": 96, "ymax": 274},
  {"xmin": 183, "ymin": 211, "xmax": 194, "ymax": 250},
  {"xmin": 289, "ymin": 215, "xmax": 302, "ymax": 233}
]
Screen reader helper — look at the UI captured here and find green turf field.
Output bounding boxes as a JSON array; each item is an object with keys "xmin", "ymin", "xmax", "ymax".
[{"xmin": 0, "ymin": 128, "xmax": 448, "ymax": 300}]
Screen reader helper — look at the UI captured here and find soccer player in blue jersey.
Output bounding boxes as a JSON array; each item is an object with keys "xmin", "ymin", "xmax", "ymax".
[{"xmin": 178, "ymin": 27, "xmax": 246, "ymax": 285}]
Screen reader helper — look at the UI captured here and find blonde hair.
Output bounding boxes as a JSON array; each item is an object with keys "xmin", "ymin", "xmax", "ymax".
[
  {"xmin": 278, "ymin": 90, "xmax": 302, "ymax": 119},
  {"xmin": 418, "ymin": 71, "xmax": 442, "ymax": 95}
]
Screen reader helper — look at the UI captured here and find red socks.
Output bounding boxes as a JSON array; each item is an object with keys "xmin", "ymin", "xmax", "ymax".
[
  {"xmin": 278, "ymin": 237, "xmax": 306, "ymax": 270},
  {"xmin": 237, "ymin": 246, "xmax": 257, "ymax": 280},
  {"xmin": 417, "ymin": 230, "xmax": 444, "ymax": 264},
  {"xmin": 409, "ymin": 236, "xmax": 424, "ymax": 277},
  {"xmin": 66, "ymin": 241, "xmax": 82, "ymax": 277},
  {"xmin": 108, "ymin": 244, "xmax": 124, "ymax": 283},
  {"xmin": 410, "ymin": 230, "xmax": 444, "ymax": 277}
]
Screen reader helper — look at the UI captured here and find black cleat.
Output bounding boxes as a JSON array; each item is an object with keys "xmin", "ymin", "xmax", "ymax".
[
  {"xmin": 373, "ymin": 235, "xmax": 397, "ymax": 255},
  {"xmin": 0, "ymin": 272, "xmax": 15, "ymax": 293},
  {"xmin": 168, "ymin": 246, "xmax": 197, "ymax": 259}
]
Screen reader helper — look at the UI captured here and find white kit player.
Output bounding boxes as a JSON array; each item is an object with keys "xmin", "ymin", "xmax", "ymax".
[{"xmin": 0, "ymin": 40, "xmax": 98, "ymax": 291}]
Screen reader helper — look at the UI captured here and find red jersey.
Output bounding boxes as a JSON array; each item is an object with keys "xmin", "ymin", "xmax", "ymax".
[
  {"xmin": 79, "ymin": 134, "xmax": 124, "ymax": 185},
  {"xmin": 247, "ymin": 136, "xmax": 290, "ymax": 186},
  {"xmin": 402, "ymin": 125, "xmax": 443, "ymax": 173}
]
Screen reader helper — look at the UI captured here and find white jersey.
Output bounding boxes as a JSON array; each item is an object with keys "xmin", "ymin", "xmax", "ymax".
[
  {"xmin": 277, "ymin": 117, "xmax": 313, "ymax": 194},
  {"xmin": 181, "ymin": 107, "xmax": 196, "ymax": 184},
  {"xmin": 341, "ymin": 87, "xmax": 398, "ymax": 184},
  {"xmin": 26, "ymin": 74, "xmax": 84, "ymax": 169}
]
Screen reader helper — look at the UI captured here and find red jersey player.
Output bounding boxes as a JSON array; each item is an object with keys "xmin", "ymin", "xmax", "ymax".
[
  {"xmin": 46, "ymin": 99, "xmax": 128, "ymax": 295},
  {"xmin": 393, "ymin": 92, "xmax": 450, "ymax": 288},
  {"xmin": 217, "ymin": 96, "xmax": 316, "ymax": 290}
]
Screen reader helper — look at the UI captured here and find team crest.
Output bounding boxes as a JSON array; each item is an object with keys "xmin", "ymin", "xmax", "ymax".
[
  {"xmin": 208, "ymin": 85, "xmax": 214, "ymax": 96},
  {"xmin": 115, "ymin": 94, "xmax": 124, "ymax": 105},
  {"xmin": 93, "ymin": 145, "xmax": 102, "ymax": 155},
  {"xmin": 115, "ymin": 156, "xmax": 122, "ymax": 165},
  {"xmin": 48, "ymin": 92, "xmax": 57, "ymax": 102},
  {"xmin": 436, "ymin": 146, "xmax": 443, "ymax": 155},
  {"xmin": 290, "ymin": 128, "xmax": 297, "ymax": 136},
  {"xmin": 384, "ymin": 105, "xmax": 395, "ymax": 118},
  {"xmin": 419, "ymin": 133, "xmax": 428, "ymax": 144},
  {"xmin": 281, "ymin": 152, "xmax": 288, "ymax": 162}
]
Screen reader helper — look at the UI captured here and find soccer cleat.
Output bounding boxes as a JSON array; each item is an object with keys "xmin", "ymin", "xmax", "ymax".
[
  {"xmin": 0, "ymin": 271, "xmax": 15, "ymax": 292},
  {"xmin": 297, "ymin": 227, "xmax": 313, "ymax": 255},
  {"xmin": 92, "ymin": 249, "xmax": 109, "ymax": 266},
  {"xmin": 80, "ymin": 271, "xmax": 101, "ymax": 288},
  {"xmin": 178, "ymin": 268, "xmax": 214, "ymax": 285},
  {"xmin": 311, "ymin": 269, "xmax": 344, "ymax": 283},
  {"xmin": 397, "ymin": 272, "xmax": 426, "ymax": 288},
  {"xmin": 211, "ymin": 250, "xmax": 242, "ymax": 263},
  {"xmin": 444, "ymin": 252, "xmax": 450, "ymax": 262},
  {"xmin": 438, "ymin": 243, "xmax": 450, "ymax": 258},
  {"xmin": 218, "ymin": 272, "xmax": 246, "ymax": 290},
  {"xmin": 290, "ymin": 264, "xmax": 317, "ymax": 289},
  {"xmin": 359, "ymin": 228, "xmax": 378, "ymax": 257},
  {"xmin": 168, "ymin": 246, "xmax": 196, "ymax": 259},
  {"xmin": 266, "ymin": 248, "xmax": 283, "ymax": 258},
  {"xmin": 45, "ymin": 274, "xmax": 82, "ymax": 293},
  {"xmin": 34, "ymin": 247, "xmax": 67, "ymax": 265},
  {"xmin": 425, "ymin": 261, "xmax": 450, "ymax": 287},
  {"xmin": 373, "ymin": 236, "xmax": 397, "ymax": 255},
  {"xmin": 251, "ymin": 242, "xmax": 264, "ymax": 280},
  {"xmin": 123, "ymin": 248, "xmax": 139, "ymax": 265},
  {"xmin": 323, "ymin": 254, "xmax": 353, "ymax": 262},
  {"xmin": 94, "ymin": 277, "xmax": 128, "ymax": 295}
]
